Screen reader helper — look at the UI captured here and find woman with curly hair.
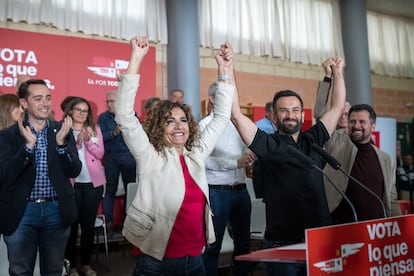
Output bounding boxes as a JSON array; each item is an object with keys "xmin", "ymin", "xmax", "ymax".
[
  {"xmin": 115, "ymin": 35, "xmax": 235, "ymax": 275},
  {"xmin": 63, "ymin": 96, "xmax": 105, "ymax": 276}
]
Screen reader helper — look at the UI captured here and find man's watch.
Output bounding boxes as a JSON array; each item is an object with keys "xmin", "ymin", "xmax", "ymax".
[
  {"xmin": 323, "ymin": 76, "xmax": 332, "ymax": 83},
  {"xmin": 56, "ymin": 143, "xmax": 68, "ymax": 149}
]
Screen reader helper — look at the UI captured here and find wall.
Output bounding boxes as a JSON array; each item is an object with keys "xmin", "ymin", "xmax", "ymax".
[
  {"xmin": 196, "ymin": 47, "xmax": 414, "ymax": 123},
  {"xmin": 3, "ymin": 21, "xmax": 414, "ymax": 123}
]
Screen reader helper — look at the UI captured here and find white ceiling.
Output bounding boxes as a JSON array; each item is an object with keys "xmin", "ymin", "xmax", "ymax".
[{"xmin": 366, "ymin": 0, "xmax": 414, "ymax": 19}]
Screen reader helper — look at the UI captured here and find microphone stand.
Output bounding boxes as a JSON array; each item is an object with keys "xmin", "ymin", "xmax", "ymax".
[
  {"xmin": 337, "ymin": 166, "xmax": 388, "ymax": 218},
  {"xmin": 286, "ymin": 145, "xmax": 358, "ymax": 222},
  {"xmin": 311, "ymin": 143, "xmax": 388, "ymax": 218},
  {"xmin": 312, "ymin": 165, "xmax": 359, "ymax": 222}
]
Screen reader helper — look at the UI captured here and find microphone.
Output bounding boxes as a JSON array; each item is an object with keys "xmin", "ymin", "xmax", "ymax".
[
  {"xmin": 286, "ymin": 145, "xmax": 358, "ymax": 222},
  {"xmin": 311, "ymin": 143, "xmax": 341, "ymax": 169},
  {"xmin": 311, "ymin": 143, "xmax": 388, "ymax": 218},
  {"xmin": 286, "ymin": 145, "xmax": 315, "ymax": 169}
]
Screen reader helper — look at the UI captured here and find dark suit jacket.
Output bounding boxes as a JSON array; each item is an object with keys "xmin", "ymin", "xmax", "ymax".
[{"xmin": 0, "ymin": 120, "xmax": 82, "ymax": 235}]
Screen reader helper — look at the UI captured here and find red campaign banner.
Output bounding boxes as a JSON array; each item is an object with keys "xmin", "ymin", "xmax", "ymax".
[
  {"xmin": 302, "ymin": 108, "xmax": 313, "ymax": 131},
  {"xmin": 306, "ymin": 215, "xmax": 414, "ymax": 275},
  {"xmin": 0, "ymin": 28, "xmax": 156, "ymax": 120},
  {"xmin": 253, "ymin": 106, "xmax": 266, "ymax": 122},
  {"xmin": 372, "ymin": 130, "xmax": 381, "ymax": 148}
]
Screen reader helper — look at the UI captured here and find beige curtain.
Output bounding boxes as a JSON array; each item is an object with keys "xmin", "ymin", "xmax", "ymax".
[
  {"xmin": 199, "ymin": 0, "xmax": 283, "ymax": 58},
  {"xmin": 199, "ymin": 0, "xmax": 414, "ymax": 78},
  {"xmin": 0, "ymin": 0, "xmax": 168, "ymax": 43},
  {"xmin": 199, "ymin": 0, "xmax": 344, "ymax": 65},
  {"xmin": 1, "ymin": 0, "xmax": 413, "ymax": 78},
  {"xmin": 367, "ymin": 11, "xmax": 414, "ymax": 78}
]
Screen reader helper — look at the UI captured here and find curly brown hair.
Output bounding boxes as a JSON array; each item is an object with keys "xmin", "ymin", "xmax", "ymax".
[{"xmin": 142, "ymin": 100, "xmax": 200, "ymax": 153}]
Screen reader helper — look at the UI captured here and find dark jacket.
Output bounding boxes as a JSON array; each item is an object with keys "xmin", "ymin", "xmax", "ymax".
[{"xmin": 0, "ymin": 120, "xmax": 82, "ymax": 235}]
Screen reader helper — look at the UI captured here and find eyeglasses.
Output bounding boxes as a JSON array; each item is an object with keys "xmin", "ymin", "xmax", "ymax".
[{"xmin": 73, "ymin": 107, "xmax": 89, "ymax": 114}]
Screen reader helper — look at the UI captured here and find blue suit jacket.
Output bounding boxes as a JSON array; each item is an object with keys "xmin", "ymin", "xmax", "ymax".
[{"xmin": 0, "ymin": 120, "xmax": 82, "ymax": 235}]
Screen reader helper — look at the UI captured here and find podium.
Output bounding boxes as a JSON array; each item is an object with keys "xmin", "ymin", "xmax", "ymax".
[
  {"xmin": 236, "ymin": 215, "xmax": 414, "ymax": 275},
  {"xmin": 235, "ymin": 243, "xmax": 306, "ymax": 264}
]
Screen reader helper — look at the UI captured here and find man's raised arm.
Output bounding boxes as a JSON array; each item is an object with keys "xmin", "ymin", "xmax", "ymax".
[
  {"xmin": 319, "ymin": 56, "xmax": 346, "ymax": 136},
  {"xmin": 230, "ymin": 76, "xmax": 258, "ymax": 146}
]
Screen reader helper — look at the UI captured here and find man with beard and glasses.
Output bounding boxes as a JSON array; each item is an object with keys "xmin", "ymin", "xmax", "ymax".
[
  {"xmin": 319, "ymin": 104, "xmax": 401, "ymax": 224},
  {"xmin": 230, "ymin": 56, "xmax": 346, "ymax": 276}
]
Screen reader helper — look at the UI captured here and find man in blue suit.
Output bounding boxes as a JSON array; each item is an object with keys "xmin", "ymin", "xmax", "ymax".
[{"xmin": 0, "ymin": 79, "xmax": 81, "ymax": 275}]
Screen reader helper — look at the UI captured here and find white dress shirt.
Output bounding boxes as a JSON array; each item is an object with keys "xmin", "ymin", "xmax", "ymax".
[{"xmin": 199, "ymin": 112, "xmax": 248, "ymax": 185}]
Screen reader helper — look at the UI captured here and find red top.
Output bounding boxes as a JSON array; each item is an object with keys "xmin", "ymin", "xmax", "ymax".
[
  {"xmin": 164, "ymin": 155, "xmax": 206, "ymax": 257},
  {"xmin": 132, "ymin": 155, "xmax": 206, "ymax": 257}
]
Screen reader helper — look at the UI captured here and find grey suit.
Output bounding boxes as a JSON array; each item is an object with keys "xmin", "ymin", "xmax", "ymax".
[{"xmin": 314, "ymin": 80, "xmax": 401, "ymax": 217}]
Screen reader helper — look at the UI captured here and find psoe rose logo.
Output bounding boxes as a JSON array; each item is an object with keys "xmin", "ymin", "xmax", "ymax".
[
  {"xmin": 313, "ymin": 243, "xmax": 364, "ymax": 273},
  {"xmin": 87, "ymin": 58, "xmax": 128, "ymax": 79}
]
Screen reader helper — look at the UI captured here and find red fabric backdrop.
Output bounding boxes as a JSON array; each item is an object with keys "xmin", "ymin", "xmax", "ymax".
[{"xmin": 0, "ymin": 28, "xmax": 156, "ymax": 119}]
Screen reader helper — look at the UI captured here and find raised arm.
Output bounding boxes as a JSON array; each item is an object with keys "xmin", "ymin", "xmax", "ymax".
[
  {"xmin": 313, "ymin": 58, "xmax": 335, "ymax": 120},
  {"xmin": 115, "ymin": 36, "xmax": 149, "ymax": 120},
  {"xmin": 222, "ymin": 45, "xmax": 258, "ymax": 146},
  {"xmin": 319, "ymin": 56, "xmax": 346, "ymax": 136},
  {"xmin": 198, "ymin": 42, "xmax": 235, "ymax": 158},
  {"xmin": 115, "ymin": 36, "xmax": 152, "ymax": 157},
  {"xmin": 126, "ymin": 36, "xmax": 149, "ymax": 74},
  {"xmin": 229, "ymin": 73, "xmax": 258, "ymax": 146}
]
